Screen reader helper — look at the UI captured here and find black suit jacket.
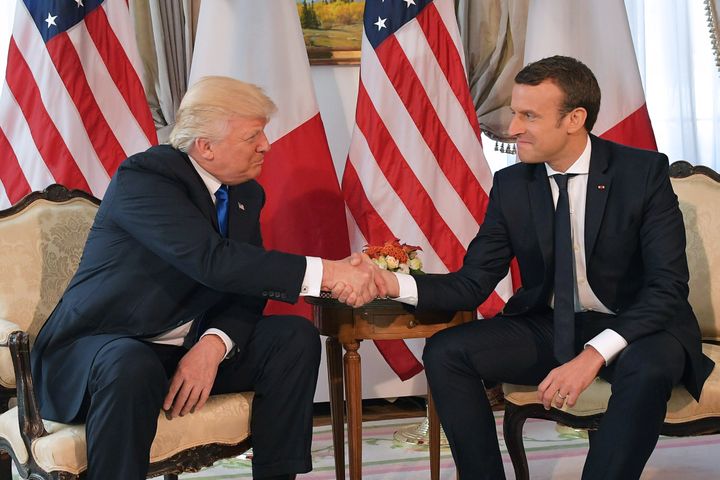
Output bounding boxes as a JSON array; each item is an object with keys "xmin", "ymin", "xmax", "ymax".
[
  {"xmin": 32, "ymin": 145, "xmax": 307, "ymax": 422},
  {"xmin": 415, "ymin": 136, "xmax": 714, "ymax": 400}
]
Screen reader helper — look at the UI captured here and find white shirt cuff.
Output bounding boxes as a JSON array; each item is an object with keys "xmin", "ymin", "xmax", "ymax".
[
  {"xmin": 300, "ymin": 256, "xmax": 323, "ymax": 297},
  {"xmin": 201, "ymin": 328, "xmax": 235, "ymax": 359},
  {"xmin": 393, "ymin": 272, "xmax": 419, "ymax": 306},
  {"xmin": 584, "ymin": 329, "xmax": 628, "ymax": 365}
]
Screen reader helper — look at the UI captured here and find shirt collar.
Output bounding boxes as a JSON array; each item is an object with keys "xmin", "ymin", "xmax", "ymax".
[
  {"xmin": 545, "ymin": 135, "xmax": 592, "ymax": 177},
  {"xmin": 188, "ymin": 154, "xmax": 223, "ymax": 200}
]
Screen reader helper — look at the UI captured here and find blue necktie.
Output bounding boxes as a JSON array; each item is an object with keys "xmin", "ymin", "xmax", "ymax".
[
  {"xmin": 553, "ymin": 174, "xmax": 577, "ymax": 363},
  {"xmin": 214, "ymin": 185, "xmax": 229, "ymax": 237}
]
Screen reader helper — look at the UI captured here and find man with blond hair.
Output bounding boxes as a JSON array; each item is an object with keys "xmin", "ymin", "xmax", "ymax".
[{"xmin": 31, "ymin": 76, "xmax": 379, "ymax": 480}]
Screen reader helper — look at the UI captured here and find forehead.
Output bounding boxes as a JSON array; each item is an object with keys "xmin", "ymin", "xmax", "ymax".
[
  {"xmin": 228, "ymin": 116, "xmax": 267, "ymax": 131},
  {"xmin": 510, "ymin": 80, "xmax": 565, "ymax": 112}
]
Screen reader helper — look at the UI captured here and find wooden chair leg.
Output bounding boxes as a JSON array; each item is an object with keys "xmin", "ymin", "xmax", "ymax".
[
  {"xmin": 427, "ymin": 389, "xmax": 440, "ymax": 480},
  {"xmin": 502, "ymin": 403, "xmax": 531, "ymax": 480},
  {"xmin": 326, "ymin": 336, "xmax": 346, "ymax": 480},
  {"xmin": 0, "ymin": 452, "xmax": 10, "ymax": 480}
]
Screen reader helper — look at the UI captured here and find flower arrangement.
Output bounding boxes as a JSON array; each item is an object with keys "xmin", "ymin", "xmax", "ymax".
[{"xmin": 363, "ymin": 239, "xmax": 424, "ymax": 275}]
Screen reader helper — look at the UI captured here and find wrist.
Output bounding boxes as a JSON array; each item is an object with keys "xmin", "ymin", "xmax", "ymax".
[
  {"xmin": 198, "ymin": 334, "xmax": 227, "ymax": 362},
  {"xmin": 321, "ymin": 259, "xmax": 334, "ymax": 290},
  {"xmin": 581, "ymin": 345, "xmax": 606, "ymax": 370}
]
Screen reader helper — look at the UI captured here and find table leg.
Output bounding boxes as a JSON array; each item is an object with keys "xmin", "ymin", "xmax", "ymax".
[
  {"xmin": 326, "ymin": 337, "xmax": 345, "ymax": 480},
  {"xmin": 428, "ymin": 387, "xmax": 440, "ymax": 480},
  {"xmin": 343, "ymin": 341, "xmax": 362, "ymax": 480}
]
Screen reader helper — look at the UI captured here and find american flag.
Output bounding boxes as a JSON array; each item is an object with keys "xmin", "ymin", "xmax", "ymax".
[
  {"xmin": 0, "ymin": 0, "xmax": 156, "ymax": 208},
  {"xmin": 342, "ymin": 0, "xmax": 514, "ymax": 379}
]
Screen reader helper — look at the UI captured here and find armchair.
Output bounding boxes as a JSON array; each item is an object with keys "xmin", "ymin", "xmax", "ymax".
[
  {"xmin": 0, "ymin": 185, "xmax": 253, "ymax": 479},
  {"xmin": 502, "ymin": 161, "xmax": 720, "ymax": 479}
]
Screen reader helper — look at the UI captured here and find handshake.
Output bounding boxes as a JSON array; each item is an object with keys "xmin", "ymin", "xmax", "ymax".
[{"xmin": 321, "ymin": 253, "xmax": 401, "ymax": 307}]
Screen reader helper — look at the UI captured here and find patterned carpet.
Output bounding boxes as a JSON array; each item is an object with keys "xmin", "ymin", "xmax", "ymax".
[{"xmin": 167, "ymin": 411, "xmax": 720, "ymax": 479}]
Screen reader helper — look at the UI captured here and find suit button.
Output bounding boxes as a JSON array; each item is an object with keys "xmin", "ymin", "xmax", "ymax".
[{"xmin": 262, "ymin": 291, "xmax": 268, "ymax": 297}]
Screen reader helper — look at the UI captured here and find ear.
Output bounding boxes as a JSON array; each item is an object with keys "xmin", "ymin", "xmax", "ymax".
[
  {"xmin": 192, "ymin": 137, "xmax": 214, "ymax": 161},
  {"xmin": 566, "ymin": 107, "xmax": 588, "ymax": 134}
]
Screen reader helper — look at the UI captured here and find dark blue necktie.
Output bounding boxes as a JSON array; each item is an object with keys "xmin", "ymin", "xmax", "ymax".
[
  {"xmin": 214, "ymin": 185, "xmax": 229, "ymax": 237},
  {"xmin": 553, "ymin": 174, "xmax": 577, "ymax": 363}
]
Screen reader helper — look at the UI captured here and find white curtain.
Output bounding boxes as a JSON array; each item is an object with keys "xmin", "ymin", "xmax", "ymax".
[{"xmin": 625, "ymin": 0, "xmax": 720, "ymax": 169}]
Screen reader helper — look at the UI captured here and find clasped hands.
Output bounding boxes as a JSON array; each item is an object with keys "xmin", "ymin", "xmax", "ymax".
[{"xmin": 322, "ymin": 253, "xmax": 400, "ymax": 307}]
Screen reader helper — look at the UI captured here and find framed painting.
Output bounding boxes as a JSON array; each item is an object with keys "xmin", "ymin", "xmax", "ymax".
[{"xmin": 297, "ymin": 0, "xmax": 364, "ymax": 65}]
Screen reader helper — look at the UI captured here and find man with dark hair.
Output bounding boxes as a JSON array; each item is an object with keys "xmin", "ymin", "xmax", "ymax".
[{"xmin": 374, "ymin": 56, "xmax": 714, "ymax": 479}]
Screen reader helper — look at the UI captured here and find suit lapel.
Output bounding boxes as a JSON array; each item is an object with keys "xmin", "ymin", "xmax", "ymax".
[
  {"xmin": 177, "ymin": 152, "xmax": 221, "ymax": 233},
  {"xmin": 227, "ymin": 182, "xmax": 261, "ymax": 244},
  {"xmin": 528, "ymin": 164, "xmax": 554, "ymax": 270},
  {"xmin": 585, "ymin": 135, "xmax": 612, "ymax": 259}
]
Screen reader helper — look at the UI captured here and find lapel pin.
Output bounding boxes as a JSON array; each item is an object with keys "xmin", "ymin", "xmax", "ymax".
[
  {"xmin": 238, "ymin": 202, "xmax": 245, "ymax": 211},
  {"xmin": 597, "ymin": 184, "xmax": 606, "ymax": 190}
]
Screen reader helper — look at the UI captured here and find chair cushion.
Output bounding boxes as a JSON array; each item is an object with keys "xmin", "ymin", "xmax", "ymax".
[
  {"xmin": 0, "ymin": 392, "xmax": 252, "ymax": 474},
  {"xmin": 503, "ymin": 343, "xmax": 720, "ymax": 423}
]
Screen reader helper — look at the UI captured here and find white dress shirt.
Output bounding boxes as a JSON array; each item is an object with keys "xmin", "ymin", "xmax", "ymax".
[
  {"xmin": 148, "ymin": 155, "xmax": 323, "ymax": 357},
  {"xmin": 392, "ymin": 136, "xmax": 627, "ymax": 365}
]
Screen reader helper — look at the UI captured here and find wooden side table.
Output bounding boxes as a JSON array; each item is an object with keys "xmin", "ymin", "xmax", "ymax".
[{"xmin": 306, "ymin": 297, "xmax": 473, "ymax": 480}]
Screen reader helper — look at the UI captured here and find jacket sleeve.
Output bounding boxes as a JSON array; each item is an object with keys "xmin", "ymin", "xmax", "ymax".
[
  {"xmin": 107, "ymin": 158, "xmax": 307, "ymax": 303},
  {"xmin": 415, "ymin": 173, "xmax": 514, "ymax": 311},
  {"xmin": 610, "ymin": 156, "xmax": 691, "ymax": 342}
]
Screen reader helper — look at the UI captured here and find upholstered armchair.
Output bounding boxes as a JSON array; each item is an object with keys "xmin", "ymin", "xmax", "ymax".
[
  {"xmin": 0, "ymin": 185, "xmax": 253, "ymax": 479},
  {"xmin": 502, "ymin": 161, "xmax": 720, "ymax": 479}
]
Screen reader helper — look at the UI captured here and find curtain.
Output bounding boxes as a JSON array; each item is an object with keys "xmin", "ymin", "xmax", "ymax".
[
  {"xmin": 130, "ymin": 0, "xmax": 201, "ymax": 143},
  {"xmin": 624, "ymin": 0, "xmax": 719, "ymax": 169},
  {"xmin": 455, "ymin": 0, "xmax": 529, "ymax": 146}
]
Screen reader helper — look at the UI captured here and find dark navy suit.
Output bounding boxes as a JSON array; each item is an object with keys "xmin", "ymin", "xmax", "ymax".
[
  {"xmin": 419, "ymin": 136, "xmax": 714, "ymax": 479},
  {"xmin": 32, "ymin": 145, "xmax": 320, "ymax": 479}
]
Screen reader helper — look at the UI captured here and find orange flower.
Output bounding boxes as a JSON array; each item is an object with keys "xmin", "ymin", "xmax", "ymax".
[{"xmin": 363, "ymin": 239, "xmax": 423, "ymax": 272}]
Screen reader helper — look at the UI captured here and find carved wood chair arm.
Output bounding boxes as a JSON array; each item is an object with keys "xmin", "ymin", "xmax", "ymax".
[{"xmin": 7, "ymin": 331, "xmax": 48, "ymax": 451}]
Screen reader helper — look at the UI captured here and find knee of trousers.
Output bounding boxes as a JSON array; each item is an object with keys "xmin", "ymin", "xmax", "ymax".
[
  {"xmin": 88, "ymin": 341, "xmax": 168, "ymax": 401},
  {"xmin": 423, "ymin": 329, "xmax": 463, "ymax": 379},
  {"xmin": 612, "ymin": 355, "xmax": 679, "ymax": 400},
  {"xmin": 264, "ymin": 315, "xmax": 321, "ymax": 367}
]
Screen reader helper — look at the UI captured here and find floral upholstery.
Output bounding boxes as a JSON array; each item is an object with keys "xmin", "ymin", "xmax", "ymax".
[
  {"xmin": 671, "ymin": 172, "xmax": 720, "ymax": 339},
  {"xmin": 0, "ymin": 392, "xmax": 252, "ymax": 474},
  {"xmin": 0, "ymin": 198, "xmax": 97, "ymax": 388}
]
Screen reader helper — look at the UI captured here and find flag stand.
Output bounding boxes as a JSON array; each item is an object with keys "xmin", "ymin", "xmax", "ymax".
[
  {"xmin": 393, "ymin": 402, "xmax": 450, "ymax": 447},
  {"xmin": 393, "ymin": 386, "xmax": 504, "ymax": 448}
]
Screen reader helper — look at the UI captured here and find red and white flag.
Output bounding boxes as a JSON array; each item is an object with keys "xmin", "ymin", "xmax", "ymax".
[
  {"xmin": 342, "ymin": 0, "xmax": 514, "ymax": 379},
  {"xmin": 524, "ymin": 0, "xmax": 656, "ymax": 150},
  {"xmin": 190, "ymin": 0, "xmax": 350, "ymax": 318},
  {"xmin": 0, "ymin": 0, "xmax": 157, "ymax": 208}
]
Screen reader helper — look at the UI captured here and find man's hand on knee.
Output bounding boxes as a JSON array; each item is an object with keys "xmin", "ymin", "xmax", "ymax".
[
  {"xmin": 537, "ymin": 346, "xmax": 605, "ymax": 410},
  {"xmin": 163, "ymin": 334, "xmax": 225, "ymax": 419}
]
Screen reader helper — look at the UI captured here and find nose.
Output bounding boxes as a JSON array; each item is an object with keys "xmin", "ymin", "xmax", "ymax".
[
  {"xmin": 508, "ymin": 115, "xmax": 523, "ymax": 138},
  {"xmin": 256, "ymin": 131, "xmax": 271, "ymax": 153}
]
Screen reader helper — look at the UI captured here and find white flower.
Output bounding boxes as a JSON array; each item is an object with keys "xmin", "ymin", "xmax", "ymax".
[
  {"xmin": 398, "ymin": 263, "xmax": 410, "ymax": 274},
  {"xmin": 408, "ymin": 257, "xmax": 422, "ymax": 271},
  {"xmin": 385, "ymin": 255, "xmax": 400, "ymax": 270},
  {"xmin": 373, "ymin": 257, "xmax": 388, "ymax": 270}
]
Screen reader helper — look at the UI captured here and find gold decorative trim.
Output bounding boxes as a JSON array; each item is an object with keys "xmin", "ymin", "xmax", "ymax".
[{"xmin": 706, "ymin": 0, "xmax": 720, "ymax": 74}]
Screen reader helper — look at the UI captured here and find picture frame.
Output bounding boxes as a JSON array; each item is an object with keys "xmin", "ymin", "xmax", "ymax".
[{"xmin": 297, "ymin": 0, "xmax": 364, "ymax": 65}]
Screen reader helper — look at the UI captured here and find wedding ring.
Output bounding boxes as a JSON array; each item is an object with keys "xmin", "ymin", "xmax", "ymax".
[{"xmin": 557, "ymin": 391, "xmax": 567, "ymax": 400}]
